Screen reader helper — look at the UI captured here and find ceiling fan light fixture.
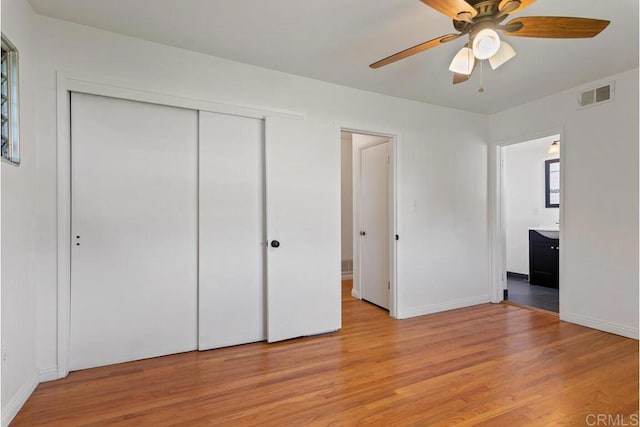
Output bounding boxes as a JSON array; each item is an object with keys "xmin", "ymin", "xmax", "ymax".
[
  {"xmin": 449, "ymin": 47, "xmax": 475, "ymax": 75},
  {"xmin": 472, "ymin": 28, "xmax": 501, "ymax": 60},
  {"xmin": 488, "ymin": 41, "xmax": 516, "ymax": 70}
]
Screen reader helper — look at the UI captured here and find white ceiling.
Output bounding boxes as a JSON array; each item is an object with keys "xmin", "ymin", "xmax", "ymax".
[{"xmin": 27, "ymin": 0, "xmax": 639, "ymax": 114}]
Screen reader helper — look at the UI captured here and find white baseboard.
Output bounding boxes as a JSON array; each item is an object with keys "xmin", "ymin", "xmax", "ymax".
[
  {"xmin": 341, "ymin": 272, "xmax": 353, "ymax": 280},
  {"xmin": 351, "ymin": 288, "xmax": 360, "ymax": 299},
  {"xmin": 397, "ymin": 295, "xmax": 491, "ymax": 320},
  {"xmin": 561, "ymin": 312, "xmax": 639, "ymax": 340},
  {"xmin": 39, "ymin": 365, "xmax": 60, "ymax": 382},
  {"xmin": 2, "ymin": 371, "xmax": 38, "ymax": 427}
]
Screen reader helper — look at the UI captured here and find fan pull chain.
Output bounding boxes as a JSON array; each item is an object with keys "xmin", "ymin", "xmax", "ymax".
[{"xmin": 478, "ymin": 60, "xmax": 484, "ymax": 94}]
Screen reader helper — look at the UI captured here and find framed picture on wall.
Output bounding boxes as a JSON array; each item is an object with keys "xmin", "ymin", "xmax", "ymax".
[{"xmin": 545, "ymin": 159, "xmax": 560, "ymax": 208}]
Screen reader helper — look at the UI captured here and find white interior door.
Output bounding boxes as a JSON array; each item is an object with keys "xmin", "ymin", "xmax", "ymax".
[
  {"xmin": 265, "ymin": 117, "xmax": 341, "ymax": 342},
  {"xmin": 70, "ymin": 93, "xmax": 198, "ymax": 371},
  {"xmin": 360, "ymin": 141, "xmax": 390, "ymax": 309},
  {"xmin": 199, "ymin": 111, "xmax": 266, "ymax": 350}
]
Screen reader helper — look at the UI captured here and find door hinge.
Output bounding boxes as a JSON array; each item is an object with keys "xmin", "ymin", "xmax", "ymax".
[
  {"xmin": 387, "ymin": 155, "xmax": 390, "ymax": 164},
  {"xmin": 388, "ymin": 281, "xmax": 390, "ymax": 290}
]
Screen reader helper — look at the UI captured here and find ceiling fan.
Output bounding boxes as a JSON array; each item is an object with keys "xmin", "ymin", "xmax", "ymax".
[{"xmin": 369, "ymin": 0, "xmax": 610, "ymax": 85}]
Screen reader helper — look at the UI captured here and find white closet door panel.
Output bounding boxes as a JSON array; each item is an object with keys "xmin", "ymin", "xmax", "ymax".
[
  {"xmin": 265, "ymin": 117, "xmax": 341, "ymax": 342},
  {"xmin": 199, "ymin": 111, "xmax": 266, "ymax": 350},
  {"xmin": 360, "ymin": 142, "xmax": 390, "ymax": 309},
  {"xmin": 70, "ymin": 93, "xmax": 198, "ymax": 371}
]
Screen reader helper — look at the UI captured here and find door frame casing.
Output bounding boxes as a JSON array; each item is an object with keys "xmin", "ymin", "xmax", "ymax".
[
  {"xmin": 340, "ymin": 126, "xmax": 399, "ymax": 319},
  {"xmin": 489, "ymin": 127, "xmax": 565, "ymax": 316},
  {"xmin": 56, "ymin": 72, "xmax": 304, "ymax": 379}
]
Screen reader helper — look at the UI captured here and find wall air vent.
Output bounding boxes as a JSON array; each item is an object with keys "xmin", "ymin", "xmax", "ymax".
[
  {"xmin": 341, "ymin": 259, "xmax": 353, "ymax": 274},
  {"xmin": 578, "ymin": 82, "xmax": 614, "ymax": 109}
]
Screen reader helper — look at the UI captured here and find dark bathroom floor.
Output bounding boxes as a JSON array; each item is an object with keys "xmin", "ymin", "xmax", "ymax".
[{"xmin": 506, "ymin": 274, "xmax": 559, "ymax": 313}]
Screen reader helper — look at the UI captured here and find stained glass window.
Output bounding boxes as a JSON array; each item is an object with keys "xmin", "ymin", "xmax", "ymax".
[{"xmin": 1, "ymin": 34, "xmax": 19, "ymax": 165}]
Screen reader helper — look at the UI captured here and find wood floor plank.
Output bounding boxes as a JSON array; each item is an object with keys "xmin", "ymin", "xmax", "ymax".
[{"xmin": 12, "ymin": 281, "xmax": 638, "ymax": 426}]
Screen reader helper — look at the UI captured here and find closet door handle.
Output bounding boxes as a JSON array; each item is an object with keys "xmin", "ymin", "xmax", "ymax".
[{"xmin": 271, "ymin": 240, "xmax": 280, "ymax": 248}]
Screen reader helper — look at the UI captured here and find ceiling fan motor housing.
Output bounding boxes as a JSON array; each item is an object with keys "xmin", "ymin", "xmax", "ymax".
[{"xmin": 453, "ymin": 0, "xmax": 508, "ymax": 33}]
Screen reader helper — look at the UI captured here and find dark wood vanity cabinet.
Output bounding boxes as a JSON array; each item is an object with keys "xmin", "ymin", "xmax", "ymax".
[{"xmin": 529, "ymin": 230, "xmax": 559, "ymax": 288}]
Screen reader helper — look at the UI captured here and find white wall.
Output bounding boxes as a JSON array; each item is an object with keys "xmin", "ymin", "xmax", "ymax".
[
  {"xmin": 490, "ymin": 68, "xmax": 639, "ymax": 339},
  {"xmin": 29, "ymin": 14, "xmax": 489, "ymax": 375},
  {"xmin": 340, "ymin": 132, "xmax": 353, "ymax": 268},
  {"xmin": 1, "ymin": 0, "xmax": 40, "ymax": 424},
  {"xmin": 504, "ymin": 135, "xmax": 560, "ymax": 275}
]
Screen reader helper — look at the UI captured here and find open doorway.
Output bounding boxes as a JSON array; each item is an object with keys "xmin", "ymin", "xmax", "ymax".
[
  {"xmin": 501, "ymin": 134, "xmax": 561, "ymax": 313},
  {"xmin": 340, "ymin": 130, "xmax": 397, "ymax": 316}
]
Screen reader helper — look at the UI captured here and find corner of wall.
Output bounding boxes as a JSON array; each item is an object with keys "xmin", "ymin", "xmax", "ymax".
[{"xmin": 1, "ymin": 369, "xmax": 38, "ymax": 427}]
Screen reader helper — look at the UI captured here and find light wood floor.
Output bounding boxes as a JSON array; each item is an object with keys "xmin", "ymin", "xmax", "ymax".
[{"xmin": 13, "ymin": 280, "xmax": 638, "ymax": 426}]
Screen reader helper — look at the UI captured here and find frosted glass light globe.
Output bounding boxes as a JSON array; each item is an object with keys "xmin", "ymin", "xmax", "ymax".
[
  {"xmin": 489, "ymin": 41, "xmax": 516, "ymax": 70},
  {"xmin": 449, "ymin": 47, "xmax": 475, "ymax": 75},
  {"xmin": 473, "ymin": 28, "xmax": 501, "ymax": 60}
]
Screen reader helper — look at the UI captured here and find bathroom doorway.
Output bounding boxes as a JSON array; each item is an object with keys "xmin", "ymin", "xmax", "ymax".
[{"xmin": 500, "ymin": 134, "xmax": 561, "ymax": 313}]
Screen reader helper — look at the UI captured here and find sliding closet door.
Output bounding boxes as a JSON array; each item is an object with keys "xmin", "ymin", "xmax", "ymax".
[
  {"xmin": 265, "ymin": 117, "xmax": 341, "ymax": 342},
  {"xmin": 199, "ymin": 112, "xmax": 266, "ymax": 350},
  {"xmin": 70, "ymin": 93, "xmax": 198, "ymax": 371}
]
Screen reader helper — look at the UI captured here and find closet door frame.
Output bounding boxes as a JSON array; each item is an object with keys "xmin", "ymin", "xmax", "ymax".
[{"xmin": 55, "ymin": 73, "xmax": 304, "ymax": 379}]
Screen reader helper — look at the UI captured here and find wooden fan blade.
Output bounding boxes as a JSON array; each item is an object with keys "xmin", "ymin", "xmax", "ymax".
[
  {"xmin": 453, "ymin": 73, "xmax": 470, "ymax": 84},
  {"xmin": 504, "ymin": 16, "xmax": 610, "ymax": 38},
  {"xmin": 452, "ymin": 58, "xmax": 477, "ymax": 85},
  {"xmin": 369, "ymin": 34, "xmax": 460, "ymax": 69},
  {"xmin": 498, "ymin": 0, "xmax": 537, "ymax": 16},
  {"xmin": 420, "ymin": 0, "xmax": 477, "ymax": 20}
]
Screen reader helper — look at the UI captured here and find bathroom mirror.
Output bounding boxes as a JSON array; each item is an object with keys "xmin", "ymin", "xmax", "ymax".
[{"xmin": 545, "ymin": 159, "xmax": 560, "ymax": 208}]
